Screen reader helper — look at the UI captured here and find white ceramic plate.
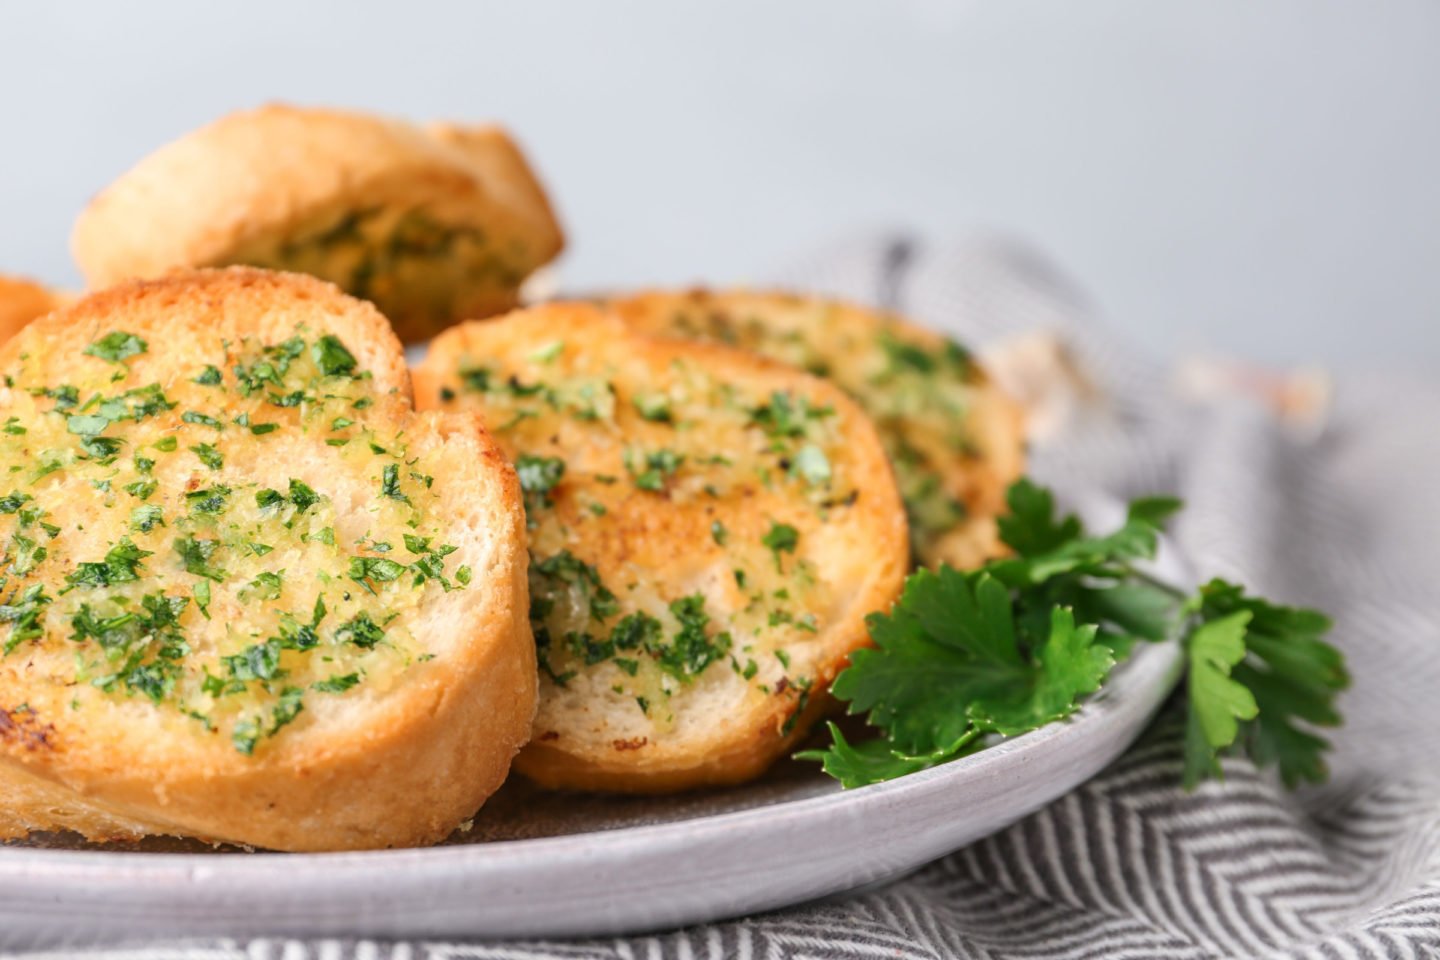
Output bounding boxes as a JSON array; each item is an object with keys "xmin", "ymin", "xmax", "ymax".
[{"xmin": 0, "ymin": 497, "xmax": 1186, "ymax": 949}]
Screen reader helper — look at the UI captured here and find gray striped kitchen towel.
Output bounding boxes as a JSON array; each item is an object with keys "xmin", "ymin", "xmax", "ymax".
[{"xmin": 10, "ymin": 236, "xmax": 1440, "ymax": 959}]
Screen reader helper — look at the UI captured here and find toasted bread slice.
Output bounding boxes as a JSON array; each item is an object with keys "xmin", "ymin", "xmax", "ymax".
[
  {"xmin": 609, "ymin": 290, "xmax": 1026, "ymax": 569},
  {"xmin": 0, "ymin": 268, "xmax": 534, "ymax": 851},
  {"xmin": 0, "ymin": 275, "xmax": 68, "ymax": 345},
  {"xmin": 71, "ymin": 105, "xmax": 565, "ymax": 343},
  {"xmin": 413, "ymin": 303, "xmax": 908, "ymax": 792}
]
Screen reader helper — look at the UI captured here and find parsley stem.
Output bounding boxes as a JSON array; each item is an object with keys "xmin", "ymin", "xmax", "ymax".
[
  {"xmin": 1122, "ymin": 565, "xmax": 1190, "ymax": 602},
  {"xmin": 935, "ymin": 727, "xmax": 982, "ymax": 758}
]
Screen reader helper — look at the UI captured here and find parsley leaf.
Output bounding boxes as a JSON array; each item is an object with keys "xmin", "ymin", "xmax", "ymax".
[
  {"xmin": 1182, "ymin": 579, "xmax": 1347, "ymax": 788},
  {"xmin": 632, "ymin": 393, "xmax": 673, "ymax": 423},
  {"xmin": 516, "ymin": 454, "xmax": 565, "ymax": 521},
  {"xmin": 379, "ymin": 463, "xmax": 410, "ymax": 504},
  {"xmin": 762, "ymin": 522, "xmax": 799, "ymax": 570},
  {"xmin": 802, "ymin": 478, "xmax": 1346, "ymax": 794},
  {"xmin": 314, "ymin": 673, "xmax": 361, "ymax": 694},
  {"xmin": 65, "ymin": 538, "xmax": 151, "ymax": 590},
  {"xmin": 190, "ymin": 442, "xmax": 223, "ymax": 470},
  {"xmin": 175, "ymin": 536, "xmax": 226, "ymax": 582},
  {"xmin": 1183, "ymin": 609, "xmax": 1256, "ymax": 787},
  {"xmin": 625, "ymin": 448, "xmax": 683, "ymax": 492},
  {"xmin": 312, "ymin": 335, "xmax": 358, "ymax": 377},
  {"xmin": 84, "ymin": 331, "xmax": 147, "ymax": 363}
]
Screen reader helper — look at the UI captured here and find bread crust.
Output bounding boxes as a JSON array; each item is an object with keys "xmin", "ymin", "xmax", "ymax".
[
  {"xmin": 0, "ymin": 275, "xmax": 67, "ymax": 346},
  {"xmin": 415, "ymin": 303, "xmax": 908, "ymax": 792},
  {"xmin": 0, "ymin": 268, "xmax": 535, "ymax": 850},
  {"xmin": 610, "ymin": 289, "xmax": 1026, "ymax": 569},
  {"xmin": 71, "ymin": 104, "xmax": 564, "ymax": 342}
]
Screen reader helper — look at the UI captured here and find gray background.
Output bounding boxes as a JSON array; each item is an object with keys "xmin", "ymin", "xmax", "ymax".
[{"xmin": 3, "ymin": 1, "xmax": 1437, "ymax": 372}]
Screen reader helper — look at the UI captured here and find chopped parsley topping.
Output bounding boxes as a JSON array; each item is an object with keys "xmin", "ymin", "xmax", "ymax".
[
  {"xmin": 660, "ymin": 595, "xmax": 732, "ymax": 678},
  {"xmin": 0, "ymin": 329, "xmax": 443, "ymax": 758},
  {"xmin": 0, "ymin": 585, "xmax": 51, "ymax": 654},
  {"xmin": 348, "ymin": 556, "xmax": 406, "ymax": 594},
  {"xmin": 185, "ymin": 486, "xmax": 231, "ymax": 515},
  {"xmin": 257, "ymin": 478, "xmax": 322, "ymax": 515},
  {"xmin": 762, "ymin": 522, "xmax": 800, "ymax": 570},
  {"xmin": 0, "ymin": 492, "xmax": 32, "ymax": 514},
  {"xmin": 174, "ymin": 536, "xmax": 226, "ymax": 582},
  {"xmin": 288, "ymin": 479, "xmax": 321, "ymax": 511},
  {"xmin": 336, "ymin": 611, "xmax": 387, "ymax": 648},
  {"xmin": 312, "ymin": 335, "xmax": 358, "ymax": 377},
  {"xmin": 84, "ymin": 331, "xmax": 147, "ymax": 363},
  {"xmin": 239, "ymin": 571, "xmax": 283, "ymax": 603},
  {"xmin": 750, "ymin": 391, "xmax": 832, "ymax": 440},
  {"xmin": 379, "ymin": 463, "xmax": 410, "ymax": 504},
  {"xmin": 876, "ymin": 330, "xmax": 970, "ymax": 379},
  {"xmin": 314, "ymin": 673, "xmax": 361, "ymax": 693},
  {"xmin": 124, "ymin": 479, "xmax": 158, "ymax": 501},
  {"xmin": 516, "ymin": 455, "xmax": 565, "ymax": 521},
  {"xmin": 190, "ymin": 443, "xmax": 224, "ymax": 470},
  {"xmin": 632, "ymin": 393, "xmax": 673, "ymax": 423},
  {"xmin": 130, "ymin": 504, "xmax": 165, "ymax": 533},
  {"xmin": 182, "ymin": 411, "xmax": 223, "ymax": 430},
  {"xmin": 65, "ymin": 538, "xmax": 151, "ymax": 590},
  {"xmin": 626, "ymin": 448, "xmax": 683, "ymax": 492},
  {"xmin": 528, "ymin": 340, "xmax": 565, "ymax": 364}
]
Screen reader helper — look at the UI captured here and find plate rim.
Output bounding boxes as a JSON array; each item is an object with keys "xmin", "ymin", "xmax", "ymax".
[
  {"xmin": 0, "ymin": 491, "xmax": 1189, "ymax": 943},
  {"xmin": 3, "ymin": 634, "xmax": 1182, "ymax": 874}
]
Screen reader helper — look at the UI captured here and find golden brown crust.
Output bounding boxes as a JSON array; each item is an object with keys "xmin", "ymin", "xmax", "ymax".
[
  {"xmin": 415, "ymin": 303, "xmax": 908, "ymax": 793},
  {"xmin": 71, "ymin": 104, "xmax": 564, "ymax": 342},
  {"xmin": 0, "ymin": 268, "xmax": 535, "ymax": 851},
  {"xmin": 426, "ymin": 122, "xmax": 565, "ymax": 265},
  {"xmin": 0, "ymin": 275, "xmax": 68, "ymax": 346},
  {"xmin": 515, "ymin": 685, "xmax": 839, "ymax": 794},
  {"xmin": 609, "ymin": 289, "xmax": 1026, "ymax": 569}
]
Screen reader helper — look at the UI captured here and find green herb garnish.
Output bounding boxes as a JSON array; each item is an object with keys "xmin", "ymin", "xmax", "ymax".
[
  {"xmin": 761, "ymin": 522, "xmax": 799, "ymax": 570},
  {"xmin": 379, "ymin": 463, "xmax": 409, "ymax": 504},
  {"xmin": 84, "ymin": 331, "xmax": 147, "ymax": 363},
  {"xmin": 190, "ymin": 443, "xmax": 223, "ymax": 470},
  {"xmin": 516, "ymin": 454, "xmax": 565, "ymax": 521},
  {"xmin": 312, "ymin": 335, "xmax": 358, "ymax": 377},
  {"xmin": 800, "ymin": 479, "xmax": 1347, "ymax": 791},
  {"xmin": 626, "ymin": 448, "xmax": 683, "ymax": 492}
]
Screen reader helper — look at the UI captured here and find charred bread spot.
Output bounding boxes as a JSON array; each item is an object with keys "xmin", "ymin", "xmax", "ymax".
[{"xmin": 0, "ymin": 705, "xmax": 55, "ymax": 752}]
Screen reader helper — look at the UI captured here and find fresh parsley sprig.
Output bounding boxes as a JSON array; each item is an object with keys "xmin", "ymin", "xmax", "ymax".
[{"xmin": 799, "ymin": 479, "xmax": 1348, "ymax": 791}]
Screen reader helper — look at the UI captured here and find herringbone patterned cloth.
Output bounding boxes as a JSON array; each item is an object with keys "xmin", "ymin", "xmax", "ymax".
[{"xmin": 11, "ymin": 238, "xmax": 1440, "ymax": 959}]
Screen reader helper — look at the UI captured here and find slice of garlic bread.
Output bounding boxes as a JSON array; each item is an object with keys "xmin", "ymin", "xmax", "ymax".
[
  {"xmin": 414, "ymin": 303, "xmax": 908, "ymax": 792},
  {"xmin": 0, "ymin": 268, "xmax": 534, "ymax": 851},
  {"xmin": 610, "ymin": 290, "xmax": 1026, "ymax": 570},
  {"xmin": 71, "ymin": 104, "xmax": 565, "ymax": 343},
  {"xmin": 0, "ymin": 275, "xmax": 67, "ymax": 346}
]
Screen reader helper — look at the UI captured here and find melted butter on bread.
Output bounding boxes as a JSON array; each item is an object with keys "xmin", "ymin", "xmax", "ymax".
[
  {"xmin": 0, "ymin": 269, "xmax": 533, "ymax": 851},
  {"xmin": 415, "ymin": 303, "xmax": 908, "ymax": 792},
  {"xmin": 610, "ymin": 290, "xmax": 1026, "ymax": 570}
]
